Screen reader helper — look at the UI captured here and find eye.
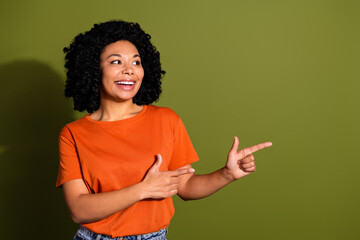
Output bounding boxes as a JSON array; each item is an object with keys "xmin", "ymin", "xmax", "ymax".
[
  {"xmin": 110, "ymin": 60, "xmax": 121, "ymax": 64},
  {"xmin": 132, "ymin": 60, "xmax": 141, "ymax": 66}
]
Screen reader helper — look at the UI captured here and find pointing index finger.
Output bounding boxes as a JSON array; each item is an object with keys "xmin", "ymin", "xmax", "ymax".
[
  {"xmin": 242, "ymin": 142, "xmax": 273, "ymax": 155},
  {"xmin": 169, "ymin": 168, "xmax": 195, "ymax": 177}
]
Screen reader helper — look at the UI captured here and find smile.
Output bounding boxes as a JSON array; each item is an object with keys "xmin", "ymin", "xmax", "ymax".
[{"xmin": 114, "ymin": 81, "xmax": 135, "ymax": 86}]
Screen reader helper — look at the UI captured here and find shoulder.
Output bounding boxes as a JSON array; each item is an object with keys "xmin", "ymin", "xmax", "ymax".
[
  {"xmin": 147, "ymin": 105, "xmax": 180, "ymax": 120},
  {"xmin": 145, "ymin": 105, "xmax": 183, "ymax": 130},
  {"xmin": 59, "ymin": 116, "xmax": 89, "ymax": 138}
]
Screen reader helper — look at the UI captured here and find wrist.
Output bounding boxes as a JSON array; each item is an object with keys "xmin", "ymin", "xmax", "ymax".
[
  {"xmin": 133, "ymin": 181, "xmax": 147, "ymax": 201},
  {"xmin": 220, "ymin": 167, "xmax": 236, "ymax": 183}
]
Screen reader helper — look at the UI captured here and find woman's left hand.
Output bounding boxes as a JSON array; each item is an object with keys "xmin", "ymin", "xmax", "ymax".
[{"xmin": 224, "ymin": 136, "xmax": 272, "ymax": 181}]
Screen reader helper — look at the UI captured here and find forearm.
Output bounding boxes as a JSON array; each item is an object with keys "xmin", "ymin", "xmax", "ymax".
[
  {"xmin": 177, "ymin": 138, "xmax": 273, "ymax": 201},
  {"xmin": 64, "ymin": 156, "xmax": 194, "ymax": 224},
  {"xmin": 177, "ymin": 167, "xmax": 234, "ymax": 200},
  {"xmin": 65, "ymin": 181, "xmax": 146, "ymax": 224}
]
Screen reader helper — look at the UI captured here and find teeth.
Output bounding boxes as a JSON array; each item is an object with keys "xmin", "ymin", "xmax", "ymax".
[{"xmin": 115, "ymin": 81, "xmax": 134, "ymax": 85}]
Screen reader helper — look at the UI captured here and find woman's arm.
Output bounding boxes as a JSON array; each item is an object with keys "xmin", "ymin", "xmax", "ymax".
[
  {"xmin": 177, "ymin": 136, "xmax": 272, "ymax": 200},
  {"xmin": 62, "ymin": 154, "xmax": 194, "ymax": 224}
]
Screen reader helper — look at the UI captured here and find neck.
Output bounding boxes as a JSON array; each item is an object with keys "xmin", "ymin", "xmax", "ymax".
[{"xmin": 90, "ymin": 99, "xmax": 143, "ymax": 121}]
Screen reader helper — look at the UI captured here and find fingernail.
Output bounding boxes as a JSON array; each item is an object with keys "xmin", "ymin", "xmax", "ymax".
[{"xmin": 189, "ymin": 168, "xmax": 195, "ymax": 173}]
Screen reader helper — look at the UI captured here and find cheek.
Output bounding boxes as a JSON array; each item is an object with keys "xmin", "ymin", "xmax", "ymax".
[
  {"xmin": 103, "ymin": 66, "xmax": 120, "ymax": 77},
  {"xmin": 138, "ymin": 69, "xmax": 145, "ymax": 81},
  {"xmin": 102, "ymin": 69, "xmax": 120, "ymax": 85}
]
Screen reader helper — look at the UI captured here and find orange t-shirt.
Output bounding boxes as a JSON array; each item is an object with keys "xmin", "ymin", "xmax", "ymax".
[{"xmin": 56, "ymin": 105, "xmax": 199, "ymax": 237}]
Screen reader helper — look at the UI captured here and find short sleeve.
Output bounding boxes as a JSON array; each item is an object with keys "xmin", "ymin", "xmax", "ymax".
[
  {"xmin": 168, "ymin": 116, "xmax": 199, "ymax": 170},
  {"xmin": 56, "ymin": 126, "xmax": 82, "ymax": 187}
]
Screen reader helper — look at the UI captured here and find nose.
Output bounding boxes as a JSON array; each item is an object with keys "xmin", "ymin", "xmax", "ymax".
[{"xmin": 122, "ymin": 63, "xmax": 134, "ymax": 75}]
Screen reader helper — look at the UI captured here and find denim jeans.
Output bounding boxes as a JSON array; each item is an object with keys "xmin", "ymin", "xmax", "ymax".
[{"xmin": 73, "ymin": 226, "xmax": 168, "ymax": 240}]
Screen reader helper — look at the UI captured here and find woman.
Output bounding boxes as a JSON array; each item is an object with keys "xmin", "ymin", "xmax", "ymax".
[{"xmin": 56, "ymin": 20, "xmax": 272, "ymax": 240}]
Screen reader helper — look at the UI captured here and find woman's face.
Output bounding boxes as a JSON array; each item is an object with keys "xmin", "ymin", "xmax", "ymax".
[{"xmin": 99, "ymin": 40, "xmax": 144, "ymax": 104}]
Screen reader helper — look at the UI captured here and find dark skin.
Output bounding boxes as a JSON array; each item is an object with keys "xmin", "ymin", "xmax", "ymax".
[{"xmin": 61, "ymin": 40, "xmax": 272, "ymax": 224}]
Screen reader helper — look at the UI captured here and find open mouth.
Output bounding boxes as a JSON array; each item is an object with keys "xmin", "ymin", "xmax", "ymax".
[{"xmin": 114, "ymin": 81, "xmax": 135, "ymax": 86}]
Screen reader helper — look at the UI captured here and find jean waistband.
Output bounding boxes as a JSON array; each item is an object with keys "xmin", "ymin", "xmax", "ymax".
[{"xmin": 77, "ymin": 226, "xmax": 168, "ymax": 240}]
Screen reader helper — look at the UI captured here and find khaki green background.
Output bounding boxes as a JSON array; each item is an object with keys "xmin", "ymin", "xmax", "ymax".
[{"xmin": 1, "ymin": 0, "xmax": 359, "ymax": 239}]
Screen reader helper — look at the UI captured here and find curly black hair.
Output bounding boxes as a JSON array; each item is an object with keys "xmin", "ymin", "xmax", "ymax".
[{"xmin": 63, "ymin": 20, "xmax": 166, "ymax": 113}]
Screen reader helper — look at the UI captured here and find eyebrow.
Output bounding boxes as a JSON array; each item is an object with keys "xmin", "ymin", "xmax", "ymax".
[{"xmin": 106, "ymin": 54, "xmax": 140, "ymax": 59}]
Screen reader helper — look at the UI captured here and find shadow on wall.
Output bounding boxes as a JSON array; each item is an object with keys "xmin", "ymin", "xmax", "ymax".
[{"xmin": 0, "ymin": 60, "xmax": 77, "ymax": 238}]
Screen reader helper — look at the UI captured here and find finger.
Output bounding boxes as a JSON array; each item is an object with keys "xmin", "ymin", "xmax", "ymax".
[
  {"xmin": 155, "ymin": 154, "xmax": 163, "ymax": 171},
  {"xmin": 241, "ymin": 142, "xmax": 272, "ymax": 155},
  {"xmin": 150, "ymin": 154, "xmax": 163, "ymax": 172},
  {"xmin": 229, "ymin": 136, "xmax": 240, "ymax": 154},
  {"xmin": 242, "ymin": 166, "xmax": 256, "ymax": 172},
  {"xmin": 170, "ymin": 177, "xmax": 180, "ymax": 185},
  {"xmin": 169, "ymin": 168, "xmax": 195, "ymax": 177},
  {"xmin": 238, "ymin": 154, "xmax": 255, "ymax": 164},
  {"xmin": 165, "ymin": 175, "xmax": 180, "ymax": 185},
  {"xmin": 241, "ymin": 161, "xmax": 255, "ymax": 169},
  {"xmin": 170, "ymin": 189, "xmax": 178, "ymax": 196},
  {"xmin": 160, "ymin": 188, "xmax": 178, "ymax": 199}
]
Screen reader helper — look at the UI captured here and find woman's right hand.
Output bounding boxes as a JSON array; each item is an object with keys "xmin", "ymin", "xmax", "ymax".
[{"xmin": 141, "ymin": 154, "xmax": 194, "ymax": 199}]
